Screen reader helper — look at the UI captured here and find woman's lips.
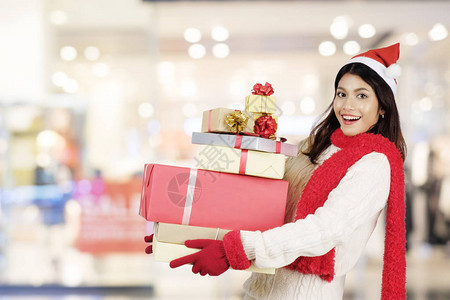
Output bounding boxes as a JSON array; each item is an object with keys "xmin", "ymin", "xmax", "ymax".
[{"xmin": 341, "ymin": 115, "xmax": 361, "ymax": 125}]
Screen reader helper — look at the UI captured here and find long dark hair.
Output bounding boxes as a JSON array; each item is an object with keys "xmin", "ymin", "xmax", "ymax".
[{"xmin": 304, "ymin": 62, "xmax": 406, "ymax": 163}]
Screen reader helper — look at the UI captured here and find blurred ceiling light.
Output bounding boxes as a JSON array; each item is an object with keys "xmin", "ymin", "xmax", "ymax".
[
  {"xmin": 62, "ymin": 78, "xmax": 79, "ymax": 93},
  {"xmin": 330, "ymin": 16, "xmax": 350, "ymax": 40},
  {"xmin": 184, "ymin": 28, "xmax": 202, "ymax": 43},
  {"xmin": 60, "ymin": 46, "xmax": 77, "ymax": 61},
  {"xmin": 318, "ymin": 41, "xmax": 336, "ymax": 56},
  {"xmin": 281, "ymin": 101, "xmax": 296, "ymax": 116},
  {"xmin": 84, "ymin": 46, "xmax": 100, "ymax": 61},
  {"xmin": 300, "ymin": 97, "xmax": 316, "ymax": 114},
  {"xmin": 49, "ymin": 10, "xmax": 67, "ymax": 25},
  {"xmin": 92, "ymin": 63, "xmax": 109, "ymax": 77},
  {"xmin": 428, "ymin": 23, "xmax": 448, "ymax": 41},
  {"xmin": 419, "ymin": 97, "xmax": 433, "ymax": 111},
  {"xmin": 343, "ymin": 40, "xmax": 361, "ymax": 55},
  {"xmin": 211, "ymin": 26, "xmax": 229, "ymax": 41},
  {"xmin": 182, "ymin": 103, "xmax": 198, "ymax": 117},
  {"xmin": 212, "ymin": 43, "xmax": 230, "ymax": 58},
  {"xmin": 405, "ymin": 32, "xmax": 419, "ymax": 46},
  {"xmin": 358, "ymin": 24, "xmax": 376, "ymax": 38},
  {"xmin": 37, "ymin": 130, "xmax": 59, "ymax": 148},
  {"xmin": 188, "ymin": 44, "xmax": 206, "ymax": 59},
  {"xmin": 52, "ymin": 71, "xmax": 68, "ymax": 87},
  {"xmin": 138, "ymin": 103, "xmax": 154, "ymax": 118},
  {"xmin": 180, "ymin": 79, "xmax": 197, "ymax": 97}
]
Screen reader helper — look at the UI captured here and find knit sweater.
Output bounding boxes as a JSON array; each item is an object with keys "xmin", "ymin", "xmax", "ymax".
[{"xmin": 237, "ymin": 142, "xmax": 391, "ymax": 299}]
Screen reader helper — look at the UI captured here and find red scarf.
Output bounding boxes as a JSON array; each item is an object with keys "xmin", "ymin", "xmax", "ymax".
[{"xmin": 286, "ymin": 128, "xmax": 406, "ymax": 300}]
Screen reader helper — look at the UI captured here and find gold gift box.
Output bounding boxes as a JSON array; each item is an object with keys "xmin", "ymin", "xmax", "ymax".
[
  {"xmin": 153, "ymin": 223, "xmax": 275, "ymax": 274},
  {"xmin": 195, "ymin": 144, "xmax": 286, "ymax": 179},
  {"xmin": 245, "ymin": 95, "xmax": 276, "ymax": 114},
  {"xmin": 201, "ymin": 108, "xmax": 254, "ymax": 134}
]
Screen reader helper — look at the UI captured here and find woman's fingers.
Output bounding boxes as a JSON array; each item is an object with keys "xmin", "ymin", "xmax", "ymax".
[
  {"xmin": 144, "ymin": 234, "xmax": 153, "ymax": 243},
  {"xmin": 170, "ymin": 252, "xmax": 199, "ymax": 269}
]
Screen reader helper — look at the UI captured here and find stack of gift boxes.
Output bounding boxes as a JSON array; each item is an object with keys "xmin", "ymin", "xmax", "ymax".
[{"xmin": 139, "ymin": 83, "xmax": 298, "ymax": 274}]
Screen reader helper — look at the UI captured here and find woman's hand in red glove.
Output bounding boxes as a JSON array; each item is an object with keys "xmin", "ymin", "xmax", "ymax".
[
  {"xmin": 144, "ymin": 234, "xmax": 153, "ymax": 254},
  {"xmin": 169, "ymin": 239, "xmax": 229, "ymax": 276}
]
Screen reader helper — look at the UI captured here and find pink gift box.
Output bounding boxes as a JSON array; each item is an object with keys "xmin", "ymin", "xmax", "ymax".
[{"xmin": 139, "ymin": 164, "xmax": 288, "ymax": 231}]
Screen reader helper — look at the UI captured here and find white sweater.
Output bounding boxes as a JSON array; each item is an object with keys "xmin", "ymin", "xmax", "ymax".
[{"xmin": 240, "ymin": 144, "xmax": 391, "ymax": 300}]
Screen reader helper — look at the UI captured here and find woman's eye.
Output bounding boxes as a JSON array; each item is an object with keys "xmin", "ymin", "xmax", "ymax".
[
  {"xmin": 337, "ymin": 92, "xmax": 346, "ymax": 97},
  {"xmin": 357, "ymin": 94, "xmax": 368, "ymax": 99}
]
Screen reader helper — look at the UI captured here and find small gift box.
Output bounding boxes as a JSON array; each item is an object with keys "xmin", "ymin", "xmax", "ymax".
[
  {"xmin": 245, "ymin": 95, "xmax": 276, "ymax": 114},
  {"xmin": 153, "ymin": 223, "xmax": 275, "ymax": 274},
  {"xmin": 195, "ymin": 144, "xmax": 285, "ymax": 179},
  {"xmin": 245, "ymin": 83, "xmax": 277, "ymax": 114},
  {"xmin": 201, "ymin": 108, "xmax": 254, "ymax": 134},
  {"xmin": 139, "ymin": 164, "xmax": 288, "ymax": 231},
  {"xmin": 191, "ymin": 132, "xmax": 298, "ymax": 157}
]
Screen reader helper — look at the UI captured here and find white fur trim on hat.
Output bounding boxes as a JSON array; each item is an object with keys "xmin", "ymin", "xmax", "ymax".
[
  {"xmin": 386, "ymin": 63, "xmax": 402, "ymax": 79},
  {"xmin": 345, "ymin": 56, "xmax": 398, "ymax": 95}
]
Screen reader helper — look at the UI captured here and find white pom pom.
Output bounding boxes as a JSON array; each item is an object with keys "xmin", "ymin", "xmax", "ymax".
[{"xmin": 385, "ymin": 63, "xmax": 402, "ymax": 78}]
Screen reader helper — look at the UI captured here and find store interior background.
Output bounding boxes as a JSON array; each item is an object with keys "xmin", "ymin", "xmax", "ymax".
[{"xmin": 1, "ymin": 0, "xmax": 449, "ymax": 299}]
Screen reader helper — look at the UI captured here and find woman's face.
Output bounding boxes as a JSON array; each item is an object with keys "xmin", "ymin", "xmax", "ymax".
[{"xmin": 333, "ymin": 73, "xmax": 384, "ymax": 136}]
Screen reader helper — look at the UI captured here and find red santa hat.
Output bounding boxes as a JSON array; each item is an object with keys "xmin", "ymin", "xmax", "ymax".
[{"xmin": 345, "ymin": 43, "xmax": 401, "ymax": 95}]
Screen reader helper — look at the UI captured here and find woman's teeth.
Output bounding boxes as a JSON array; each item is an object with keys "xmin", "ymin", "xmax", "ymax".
[{"xmin": 342, "ymin": 115, "xmax": 361, "ymax": 121}]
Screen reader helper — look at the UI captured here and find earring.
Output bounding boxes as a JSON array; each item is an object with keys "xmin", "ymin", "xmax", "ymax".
[{"xmin": 381, "ymin": 114, "xmax": 385, "ymax": 119}]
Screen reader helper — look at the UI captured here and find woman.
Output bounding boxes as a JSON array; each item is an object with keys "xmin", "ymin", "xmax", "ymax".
[{"xmin": 146, "ymin": 43, "xmax": 407, "ymax": 300}]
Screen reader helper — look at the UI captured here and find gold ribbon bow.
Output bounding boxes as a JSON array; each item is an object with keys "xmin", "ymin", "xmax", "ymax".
[{"xmin": 225, "ymin": 111, "xmax": 249, "ymax": 133}]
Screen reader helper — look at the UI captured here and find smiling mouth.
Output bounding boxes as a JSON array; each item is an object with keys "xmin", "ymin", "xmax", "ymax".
[{"xmin": 342, "ymin": 115, "xmax": 361, "ymax": 124}]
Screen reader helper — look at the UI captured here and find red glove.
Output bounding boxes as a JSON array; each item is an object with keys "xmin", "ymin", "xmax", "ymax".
[
  {"xmin": 169, "ymin": 239, "xmax": 229, "ymax": 276},
  {"xmin": 144, "ymin": 234, "xmax": 153, "ymax": 254}
]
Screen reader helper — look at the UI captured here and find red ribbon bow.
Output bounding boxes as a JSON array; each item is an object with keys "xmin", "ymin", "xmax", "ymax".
[
  {"xmin": 254, "ymin": 115, "xmax": 277, "ymax": 139},
  {"xmin": 252, "ymin": 82, "xmax": 274, "ymax": 96}
]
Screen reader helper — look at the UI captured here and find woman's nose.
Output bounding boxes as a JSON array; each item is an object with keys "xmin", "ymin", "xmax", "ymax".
[{"xmin": 342, "ymin": 97, "xmax": 355, "ymax": 109}]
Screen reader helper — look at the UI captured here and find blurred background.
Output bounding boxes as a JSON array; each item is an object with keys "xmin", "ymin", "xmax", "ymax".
[{"xmin": 0, "ymin": 0, "xmax": 449, "ymax": 299}]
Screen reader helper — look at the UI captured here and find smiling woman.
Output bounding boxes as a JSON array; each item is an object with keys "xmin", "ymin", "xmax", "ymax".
[{"xmin": 145, "ymin": 44, "xmax": 409, "ymax": 300}]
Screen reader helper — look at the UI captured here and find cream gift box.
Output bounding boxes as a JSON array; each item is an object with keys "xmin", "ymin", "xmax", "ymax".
[
  {"xmin": 245, "ymin": 95, "xmax": 276, "ymax": 114},
  {"xmin": 194, "ymin": 144, "xmax": 286, "ymax": 179},
  {"xmin": 153, "ymin": 222, "xmax": 275, "ymax": 274}
]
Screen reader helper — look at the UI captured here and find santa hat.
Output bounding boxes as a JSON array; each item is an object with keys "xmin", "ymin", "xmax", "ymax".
[{"xmin": 345, "ymin": 43, "xmax": 401, "ymax": 95}]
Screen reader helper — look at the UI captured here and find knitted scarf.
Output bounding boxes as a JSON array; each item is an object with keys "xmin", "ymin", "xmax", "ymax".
[{"xmin": 286, "ymin": 128, "xmax": 406, "ymax": 300}]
